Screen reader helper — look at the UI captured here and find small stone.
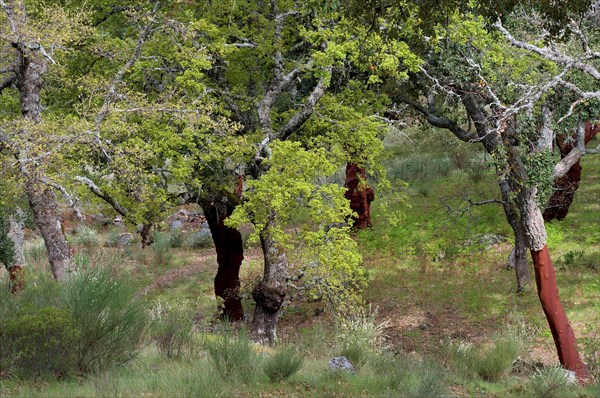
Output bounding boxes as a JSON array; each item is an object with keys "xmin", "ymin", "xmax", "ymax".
[{"xmin": 328, "ymin": 356, "xmax": 356, "ymax": 374}]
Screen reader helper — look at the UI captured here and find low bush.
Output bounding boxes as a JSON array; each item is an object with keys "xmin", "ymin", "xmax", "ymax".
[
  {"xmin": 446, "ymin": 334, "xmax": 521, "ymax": 381},
  {"xmin": 152, "ymin": 231, "xmax": 173, "ymax": 266},
  {"xmin": 149, "ymin": 301, "xmax": 195, "ymax": 359},
  {"xmin": 263, "ymin": 347, "xmax": 304, "ymax": 383},
  {"xmin": 72, "ymin": 225, "xmax": 99, "ymax": 248},
  {"xmin": 62, "ymin": 267, "xmax": 147, "ymax": 372},
  {"xmin": 186, "ymin": 229, "xmax": 213, "ymax": 249},
  {"xmin": 530, "ymin": 366, "xmax": 577, "ymax": 398},
  {"xmin": 0, "ymin": 306, "xmax": 80, "ymax": 378},
  {"xmin": 205, "ymin": 328, "xmax": 258, "ymax": 384},
  {"xmin": 389, "ymin": 359, "xmax": 446, "ymax": 398}
]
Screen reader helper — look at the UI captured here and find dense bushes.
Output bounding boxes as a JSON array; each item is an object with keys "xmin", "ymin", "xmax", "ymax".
[
  {"xmin": 0, "ymin": 306, "xmax": 80, "ymax": 377},
  {"xmin": 0, "ymin": 266, "xmax": 146, "ymax": 377},
  {"xmin": 63, "ymin": 267, "xmax": 147, "ymax": 372}
]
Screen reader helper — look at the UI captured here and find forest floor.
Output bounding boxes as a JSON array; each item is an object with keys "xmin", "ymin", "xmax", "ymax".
[{"xmin": 0, "ymin": 153, "xmax": 599, "ymax": 397}]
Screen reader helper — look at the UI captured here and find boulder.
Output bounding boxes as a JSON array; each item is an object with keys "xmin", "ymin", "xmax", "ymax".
[
  {"xmin": 328, "ymin": 356, "xmax": 356, "ymax": 374},
  {"xmin": 114, "ymin": 232, "xmax": 133, "ymax": 247}
]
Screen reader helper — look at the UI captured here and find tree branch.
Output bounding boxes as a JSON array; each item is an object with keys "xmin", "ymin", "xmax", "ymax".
[
  {"xmin": 94, "ymin": 0, "xmax": 161, "ymax": 129},
  {"xmin": 397, "ymin": 95, "xmax": 480, "ymax": 143},
  {"xmin": 0, "ymin": 74, "xmax": 15, "ymax": 92},
  {"xmin": 553, "ymin": 120, "xmax": 587, "ymax": 179},
  {"xmin": 495, "ymin": 20, "xmax": 600, "ymax": 81},
  {"xmin": 75, "ymin": 176, "xmax": 129, "ymax": 217},
  {"xmin": 277, "ymin": 70, "xmax": 330, "ymax": 141}
]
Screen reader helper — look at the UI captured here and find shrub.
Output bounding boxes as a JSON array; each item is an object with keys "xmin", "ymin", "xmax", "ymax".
[
  {"xmin": 104, "ymin": 228, "xmax": 122, "ymax": 248},
  {"xmin": 62, "ymin": 267, "xmax": 147, "ymax": 372},
  {"xmin": 205, "ymin": 329, "xmax": 258, "ymax": 384},
  {"xmin": 0, "ymin": 306, "xmax": 80, "ymax": 377},
  {"xmin": 263, "ymin": 347, "xmax": 304, "ymax": 383},
  {"xmin": 530, "ymin": 366, "xmax": 577, "ymax": 398},
  {"xmin": 152, "ymin": 231, "xmax": 173, "ymax": 266},
  {"xmin": 446, "ymin": 335, "xmax": 521, "ymax": 381},
  {"xmin": 389, "ymin": 359, "xmax": 446, "ymax": 398},
  {"xmin": 186, "ymin": 229, "xmax": 213, "ymax": 249},
  {"xmin": 72, "ymin": 225, "xmax": 100, "ymax": 248},
  {"xmin": 168, "ymin": 229, "xmax": 185, "ymax": 248},
  {"xmin": 149, "ymin": 301, "xmax": 195, "ymax": 359},
  {"xmin": 336, "ymin": 305, "xmax": 390, "ymax": 370}
]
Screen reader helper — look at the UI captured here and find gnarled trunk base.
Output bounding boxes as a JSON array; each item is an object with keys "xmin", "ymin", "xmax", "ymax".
[
  {"xmin": 251, "ymin": 281, "xmax": 285, "ymax": 344},
  {"xmin": 344, "ymin": 163, "xmax": 374, "ymax": 229},
  {"xmin": 202, "ymin": 203, "xmax": 244, "ymax": 322},
  {"xmin": 531, "ymin": 245, "xmax": 588, "ymax": 382},
  {"xmin": 140, "ymin": 223, "xmax": 154, "ymax": 248}
]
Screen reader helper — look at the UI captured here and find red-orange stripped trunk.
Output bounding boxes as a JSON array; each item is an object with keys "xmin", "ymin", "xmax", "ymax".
[
  {"xmin": 203, "ymin": 202, "xmax": 244, "ymax": 322},
  {"xmin": 531, "ymin": 245, "xmax": 588, "ymax": 382},
  {"xmin": 344, "ymin": 163, "xmax": 375, "ymax": 229}
]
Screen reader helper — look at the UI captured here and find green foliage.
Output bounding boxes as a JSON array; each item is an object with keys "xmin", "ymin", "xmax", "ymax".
[
  {"xmin": 205, "ymin": 328, "xmax": 258, "ymax": 384},
  {"xmin": 149, "ymin": 300, "xmax": 195, "ymax": 359},
  {"xmin": 62, "ymin": 267, "xmax": 147, "ymax": 372},
  {"xmin": 263, "ymin": 347, "xmax": 304, "ymax": 383},
  {"xmin": 0, "ymin": 306, "xmax": 80, "ymax": 378},
  {"xmin": 227, "ymin": 141, "xmax": 365, "ymax": 312},
  {"xmin": 529, "ymin": 366, "xmax": 578, "ymax": 398},
  {"xmin": 556, "ymin": 250, "xmax": 600, "ymax": 271}
]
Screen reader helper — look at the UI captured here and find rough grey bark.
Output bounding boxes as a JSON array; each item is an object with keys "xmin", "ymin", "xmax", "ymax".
[
  {"xmin": 499, "ymin": 179, "xmax": 530, "ymax": 292},
  {"xmin": 6, "ymin": 2, "xmax": 75, "ymax": 281},
  {"xmin": 7, "ymin": 208, "xmax": 26, "ymax": 292},
  {"xmin": 251, "ymin": 218, "xmax": 288, "ymax": 344},
  {"xmin": 27, "ymin": 185, "xmax": 74, "ymax": 281}
]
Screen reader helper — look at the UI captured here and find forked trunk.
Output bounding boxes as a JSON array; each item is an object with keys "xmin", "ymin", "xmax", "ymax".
[
  {"xmin": 543, "ymin": 121, "xmax": 599, "ymax": 221},
  {"xmin": 202, "ymin": 202, "xmax": 244, "ymax": 321},
  {"xmin": 27, "ymin": 184, "xmax": 73, "ymax": 281},
  {"xmin": 7, "ymin": 209, "xmax": 26, "ymax": 293},
  {"xmin": 531, "ymin": 245, "xmax": 588, "ymax": 381},
  {"xmin": 251, "ymin": 220, "xmax": 287, "ymax": 344},
  {"xmin": 344, "ymin": 163, "xmax": 375, "ymax": 229}
]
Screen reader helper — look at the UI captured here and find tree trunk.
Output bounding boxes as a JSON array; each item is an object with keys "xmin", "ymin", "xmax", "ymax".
[
  {"xmin": 344, "ymin": 163, "xmax": 375, "ymax": 229},
  {"xmin": 499, "ymin": 179, "xmax": 530, "ymax": 292},
  {"xmin": 251, "ymin": 219, "xmax": 287, "ymax": 344},
  {"xmin": 543, "ymin": 121, "xmax": 599, "ymax": 221},
  {"xmin": 7, "ymin": 208, "xmax": 26, "ymax": 293},
  {"xmin": 531, "ymin": 245, "xmax": 588, "ymax": 381},
  {"xmin": 140, "ymin": 223, "xmax": 154, "ymax": 248},
  {"xmin": 27, "ymin": 184, "xmax": 73, "ymax": 281},
  {"xmin": 202, "ymin": 202, "xmax": 244, "ymax": 322}
]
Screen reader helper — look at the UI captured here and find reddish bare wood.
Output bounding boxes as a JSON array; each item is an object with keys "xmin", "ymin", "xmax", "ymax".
[
  {"xmin": 544, "ymin": 122, "xmax": 599, "ymax": 221},
  {"xmin": 202, "ymin": 203, "xmax": 244, "ymax": 322},
  {"xmin": 8, "ymin": 265, "xmax": 25, "ymax": 293},
  {"xmin": 531, "ymin": 245, "xmax": 588, "ymax": 382},
  {"xmin": 344, "ymin": 163, "xmax": 375, "ymax": 229}
]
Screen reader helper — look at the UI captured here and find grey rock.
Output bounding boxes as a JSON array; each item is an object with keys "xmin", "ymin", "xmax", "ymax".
[
  {"xmin": 328, "ymin": 356, "xmax": 356, "ymax": 374},
  {"xmin": 114, "ymin": 233, "xmax": 133, "ymax": 247}
]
